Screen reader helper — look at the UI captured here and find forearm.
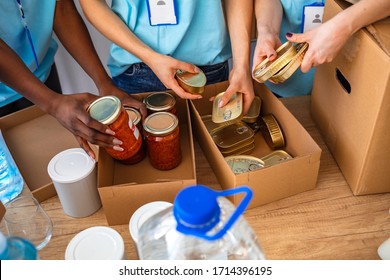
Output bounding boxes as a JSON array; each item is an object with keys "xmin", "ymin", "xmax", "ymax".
[{"xmin": 255, "ymin": 0, "xmax": 283, "ymax": 36}]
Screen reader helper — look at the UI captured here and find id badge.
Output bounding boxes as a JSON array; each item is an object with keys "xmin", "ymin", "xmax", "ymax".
[
  {"xmin": 301, "ymin": 2, "xmax": 325, "ymax": 33},
  {"xmin": 147, "ymin": 0, "xmax": 178, "ymax": 26}
]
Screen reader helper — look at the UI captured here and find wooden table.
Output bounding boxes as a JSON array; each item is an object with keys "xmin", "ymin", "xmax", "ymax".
[{"xmin": 36, "ymin": 96, "xmax": 390, "ymax": 260}]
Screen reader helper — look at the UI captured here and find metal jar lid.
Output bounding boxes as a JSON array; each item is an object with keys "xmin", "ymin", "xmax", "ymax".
[
  {"xmin": 224, "ymin": 155, "xmax": 265, "ymax": 175},
  {"xmin": 212, "ymin": 92, "xmax": 243, "ymax": 124},
  {"xmin": 125, "ymin": 106, "xmax": 141, "ymax": 126},
  {"xmin": 143, "ymin": 112, "xmax": 179, "ymax": 136},
  {"xmin": 252, "ymin": 41, "xmax": 297, "ymax": 83},
  {"xmin": 87, "ymin": 96, "xmax": 121, "ymax": 125},
  {"xmin": 242, "ymin": 96, "xmax": 262, "ymax": 124},
  {"xmin": 175, "ymin": 69, "xmax": 207, "ymax": 94},
  {"xmin": 143, "ymin": 92, "xmax": 176, "ymax": 112},
  {"xmin": 258, "ymin": 114, "xmax": 285, "ymax": 150}
]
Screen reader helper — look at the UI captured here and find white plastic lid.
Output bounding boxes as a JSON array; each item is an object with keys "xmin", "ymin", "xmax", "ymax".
[
  {"xmin": 65, "ymin": 226, "xmax": 125, "ymax": 260},
  {"xmin": 0, "ymin": 232, "xmax": 6, "ymax": 255},
  {"xmin": 47, "ymin": 148, "xmax": 96, "ymax": 183},
  {"xmin": 129, "ymin": 201, "xmax": 172, "ymax": 244}
]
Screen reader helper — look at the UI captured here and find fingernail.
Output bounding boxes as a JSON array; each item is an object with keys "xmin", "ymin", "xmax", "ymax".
[
  {"xmin": 113, "ymin": 146, "xmax": 124, "ymax": 152},
  {"xmin": 106, "ymin": 129, "xmax": 115, "ymax": 135},
  {"xmin": 286, "ymin": 32, "xmax": 293, "ymax": 38},
  {"xmin": 194, "ymin": 66, "xmax": 200, "ymax": 73},
  {"xmin": 113, "ymin": 138, "xmax": 123, "ymax": 145},
  {"xmin": 197, "ymin": 95, "xmax": 203, "ymax": 99},
  {"xmin": 218, "ymin": 100, "xmax": 224, "ymax": 108}
]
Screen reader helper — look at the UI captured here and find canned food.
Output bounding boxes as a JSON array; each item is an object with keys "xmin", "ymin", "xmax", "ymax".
[
  {"xmin": 258, "ymin": 114, "xmax": 285, "ymax": 150},
  {"xmin": 175, "ymin": 69, "xmax": 206, "ymax": 94},
  {"xmin": 88, "ymin": 96, "xmax": 142, "ymax": 161},
  {"xmin": 224, "ymin": 155, "xmax": 265, "ymax": 175},
  {"xmin": 143, "ymin": 92, "xmax": 177, "ymax": 115},
  {"xmin": 261, "ymin": 150, "xmax": 293, "ymax": 167},
  {"xmin": 201, "ymin": 115, "xmax": 227, "ymax": 134},
  {"xmin": 242, "ymin": 96, "xmax": 262, "ymax": 124},
  {"xmin": 143, "ymin": 112, "xmax": 182, "ymax": 170},
  {"xmin": 212, "ymin": 92, "xmax": 243, "ymax": 124},
  {"xmin": 221, "ymin": 142, "xmax": 255, "ymax": 157}
]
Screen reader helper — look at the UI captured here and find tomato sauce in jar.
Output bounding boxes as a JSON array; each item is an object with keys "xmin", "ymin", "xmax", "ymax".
[
  {"xmin": 88, "ymin": 96, "xmax": 142, "ymax": 161},
  {"xmin": 143, "ymin": 112, "xmax": 181, "ymax": 170},
  {"xmin": 143, "ymin": 92, "xmax": 177, "ymax": 115}
]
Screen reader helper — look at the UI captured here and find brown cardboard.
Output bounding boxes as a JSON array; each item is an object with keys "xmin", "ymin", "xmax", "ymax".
[
  {"xmin": 0, "ymin": 106, "xmax": 81, "ymax": 202},
  {"xmin": 0, "ymin": 201, "xmax": 5, "ymax": 221},
  {"xmin": 98, "ymin": 96, "xmax": 196, "ymax": 225},
  {"xmin": 311, "ymin": 0, "xmax": 390, "ymax": 195},
  {"xmin": 190, "ymin": 81, "xmax": 321, "ymax": 208}
]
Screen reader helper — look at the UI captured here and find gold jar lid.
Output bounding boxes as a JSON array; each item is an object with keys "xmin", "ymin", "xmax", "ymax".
[
  {"xmin": 212, "ymin": 92, "xmax": 243, "ymax": 124},
  {"xmin": 175, "ymin": 69, "xmax": 206, "ymax": 94},
  {"xmin": 143, "ymin": 112, "xmax": 178, "ymax": 136},
  {"xmin": 211, "ymin": 121, "xmax": 254, "ymax": 151},
  {"xmin": 87, "ymin": 96, "xmax": 121, "ymax": 125},
  {"xmin": 242, "ymin": 96, "xmax": 262, "ymax": 124},
  {"xmin": 269, "ymin": 43, "xmax": 309, "ymax": 84},
  {"xmin": 258, "ymin": 114, "xmax": 285, "ymax": 150},
  {"xmin": 252, "ymin": 41, "xmax": 297, "ymax": 83},
  {"xmin": 225, "ymin": 155, "xmax": 265, "ymax": 175},
  {"xmin": 143, "ymin": 92, "xmax": 176, "ymax": 112},
  {"xmin": 124, "ymin": 107, "xmax": 141, "ymax": 126},
  {"xmin": 261, "ymin": 150, "xmax": 293, "ymax": 167}
]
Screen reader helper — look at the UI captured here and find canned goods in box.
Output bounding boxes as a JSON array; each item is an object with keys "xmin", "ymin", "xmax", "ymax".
[
  {"xmin": 242, "ymin": 96, "xmax": 262, "ymax": 124},
  {"xmin": 258, "ymin": 114, "xmax": 285, "ymax": 150},
  {"xmin": 261, "ymin": 150, "xmax": 293, "ymax": 167},
  {"xmin": 225, "ymin": 155, "xmax": 265, "ymax": 175},
  {"xmin": 212, "ymin": 92, "xmax": 243, "ymax": 124},
  {"xmin": 175, "ymin": 69, "xmax": 206, "ymax": 94}
]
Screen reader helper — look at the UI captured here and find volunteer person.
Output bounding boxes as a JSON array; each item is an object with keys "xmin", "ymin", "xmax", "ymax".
[
  {"xmin": 0, "ymin": 0, "xmax": 146, "ymax": 159},
  {"xmin": 79, "ymin": 0, "xmax": 255, "ymax": 114},
  {"xmin": 252, "ymin": 0, "xmax": 390, "ymax": 97}
]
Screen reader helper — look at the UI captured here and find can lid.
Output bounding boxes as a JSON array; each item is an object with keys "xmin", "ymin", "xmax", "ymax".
[
  {"xmin": 124, "ymin": 106, "xmax": 141, "ymax": 126},
  {"xmin": 47, "ymin": 148, "xmax": 95, "ymax": 184},
  {"xmin": 225, "ymin": 155, "xmax": 265, "ymax": 175},
  {"xmin": 65, "ymin": 226, "xmax": 125, "ymax": 260},
  {"xmin": 212, "ymin": 92, "xmax": 243, "ymax": 124},
  {"xmin": 143, "ymin": 92, "xmax": 176, "ymax": 112},
  {"xmin": 143, "ymin": 112, "xmax": 179, "ymax": 136},
  {"xmin": 175, "ymin": 69, "xmax": 206, "ymax": 94},
  {"xmin": 211, "ymin": 121, "xmax": 254, "ymax": 150},
  {"xmin": 87, "ymin": 96, "xmax": 121, "ymax": 125},
  {"xmin": 129, "ymin": 201, "xmax": 172, "ymax": 244}
]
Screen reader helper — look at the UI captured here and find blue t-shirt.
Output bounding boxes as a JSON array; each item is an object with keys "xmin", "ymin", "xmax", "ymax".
[
  {"xmin": 265, "ymin": 0, "xmax": 324, "ymax": 97},
  {"xmin": 0, "ymin": 0, "xmax": 58, "ymax": 107},
  {"xmin": 108, "ymin": 0, "xmax": 232, "ymax": 77}
]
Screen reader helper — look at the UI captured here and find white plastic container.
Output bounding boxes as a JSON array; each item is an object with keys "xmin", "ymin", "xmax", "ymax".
[
  {"xmin": 47, "ymin": 148, "xmax": 101, "ymax": 218},
  {"xmin": 65, "ymin": 226, "xmax": 126, "ymax": 260},
  {"xmin": 136, "ymin": 185, "xmax": 266, "ymax": 260}
]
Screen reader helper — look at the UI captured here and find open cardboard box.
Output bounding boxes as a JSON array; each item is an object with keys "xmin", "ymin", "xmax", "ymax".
[
  {"xmin": 0, "ymin": 106, "xmax": 82, "ymax": 202},
  {"xmin": 190, "ymin": 81, "xmax": 322, "ymax": 209},
  {"xmin": 311, "ymin": 0, "xmax": 390, "ymax": 195},
  {"xmin": 98, "ymin": 95, "xmax": 196, "ymax": 226}
]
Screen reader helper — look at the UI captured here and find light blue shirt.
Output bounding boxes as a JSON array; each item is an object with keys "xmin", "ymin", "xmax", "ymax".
[
  {"xmin": 265, "ymin": 0, "xmax": 324, "ymax": 97},
  {"xmin": 0, "ymin": 0, "xmax": 58, "ymax": 107},
  {"xmin": 108, "ymin": 0, "xmax": 231, "ymax": 77}
]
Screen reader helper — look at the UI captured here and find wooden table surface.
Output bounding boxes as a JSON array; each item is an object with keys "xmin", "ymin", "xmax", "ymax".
[{"xmin": 35, "ymin": 96, "xmax": 390, "ymax": 260}]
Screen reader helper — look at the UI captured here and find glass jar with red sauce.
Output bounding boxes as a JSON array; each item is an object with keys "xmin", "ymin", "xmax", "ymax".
[
  {"xmin": 119, "ymin": 107, "xmax": 146, "ymax": 165},
  {"xmin": 87, "ymin": 96, "xmax": 142, "ymax": 161},
  {"xmin": 143, "ymin": 112, "xmax": 182, "ymax": 170},
  {"xmin": 143, "ymin": 92, "xmax": 177, "ymax": 115}
]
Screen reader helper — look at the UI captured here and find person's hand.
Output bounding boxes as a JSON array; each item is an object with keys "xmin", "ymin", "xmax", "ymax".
[
  {"xmin": 252, "ymin": 31, "xmax": 283, "ymax": 74},
  {"xmin": 285, "ymin": 17, "xmax": 352, "ymax": 73},
  {"xmin": 47, "ymin": 93, "xmax": 122, "ymax": 159},
  {"xmin": 147, "ymin": 54, "xmax": 203, "ymax": 100}
]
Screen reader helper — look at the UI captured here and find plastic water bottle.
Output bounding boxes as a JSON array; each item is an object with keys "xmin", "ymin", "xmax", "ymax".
[
  {"xmin": 0, "ymin": 130, "xmax": 24, "ymax": 204},
  {"xmin": 0, "ymin": 232, "xmax": 38, "ymax": 260},
  {"xmin": 137, "ymin": 185, "xmax": 266, "ymax": 260}
]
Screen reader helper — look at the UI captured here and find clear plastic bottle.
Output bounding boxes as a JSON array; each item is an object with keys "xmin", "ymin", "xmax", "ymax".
[
  {"xmin": 0, "ymin": 232, "xmax": 38, "ymax": 260},
  {"xmin": 137, "ymin": 185, "xmax": 266, "ymax": 260},
  {"xmin": 0, "ymin": 130, "xmax": 24, "ymax": 204}
]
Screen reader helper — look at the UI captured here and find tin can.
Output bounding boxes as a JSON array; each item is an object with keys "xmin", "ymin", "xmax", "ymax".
[
  {"xmin": 242, "ymin": 96, "xmax": 262, "ymax": 124},
  {"xmin": 175, "ymin": 69, "xmax": 206, "ymax": 94},
  {"xmin": 212, "ymin": 92, "xmax": 243, "ymax": 124},
  {"xmin": 224, "ymin": 155, "xmax": 265, "ymax": 175},
  {"xmin": 143, "ymin": 92, "xmax": 177, "ymax": 115},
  {"xmin": 258, "ymin": 114, "xmax": 285, "ymax": 150},
  {"xmin": 261, "ymin": 150, "xmax": 293, "ymax": 167},
  {"xmin": 87, "ymin": 96, "xmax": 142, "ymax": 161},
  {"xmin": 143, "ymin": 112, "xmax": 182, "ymax": 170}
]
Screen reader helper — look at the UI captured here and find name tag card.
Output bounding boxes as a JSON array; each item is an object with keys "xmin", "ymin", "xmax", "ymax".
[{"xmin": 147, "ymin": 0, "xmax": 178, "ymax": 26}]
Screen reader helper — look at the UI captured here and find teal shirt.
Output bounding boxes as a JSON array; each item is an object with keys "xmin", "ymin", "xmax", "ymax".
[
  {"xmin": 265, "ymin": 0, "xmax": 324, "ymax": 97},
  {"xmin": 0, "ymin": 0, "xmax": 58, "ymax": 107},
  {"xmin": 108, "ymin": 0, "xmax": 231, "ymax": 77}
]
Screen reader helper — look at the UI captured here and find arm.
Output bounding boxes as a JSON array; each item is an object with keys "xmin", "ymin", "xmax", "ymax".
[
  {"xmin": 221, "ymin": 0, "xmax": 255, "ymax": 115},
  {"xmin": 79, "ymin": 0, "xmax": 201, "ymax": 99},
  {"xmin": 286, "ymin": 0, "xmax": 390, "ymax": 72}
]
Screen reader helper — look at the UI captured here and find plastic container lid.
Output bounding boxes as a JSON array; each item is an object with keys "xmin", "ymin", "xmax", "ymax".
[
  {"xmin": 47, "ymin": 148, "xmax": 96, "ymax": 184},
  {"xmin": 129, "ymin": 201, "xmax": 172, "ymax": 244},
  {"xmin": 65, "ymin": 226, "xmax": 125, "ymax": 260}
]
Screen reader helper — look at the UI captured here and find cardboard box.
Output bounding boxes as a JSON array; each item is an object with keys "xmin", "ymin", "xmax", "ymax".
[
  {"xmin": 190, "ymin": 81, "xmax": 321, "ymax": 208},
  {"xmin": 0, "ymin": 106, "xmax": 81, "ymax": 202},
  {"xmin": 98, "ymin": 96, "xmax": 196, "ymax": 226},
  {"xmin": 311, "ymin": 0, "xmax": 390, "ymax": 195}
]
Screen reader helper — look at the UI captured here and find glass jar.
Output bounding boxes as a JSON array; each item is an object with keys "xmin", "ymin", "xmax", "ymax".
[
  {"xmin": 119, "ymin": 107, "xmax": 146, "ymax": 165},
  {"xmin": 143, "ymin": 92, "xmax": 177, "ymax": 115},
  {"xmin": 87, "ymin": 96, "xmax": 142, "ymax": 161},
  {"xmin": 143, "ymin": 112, "xmax": 181, "ymax": 170}
]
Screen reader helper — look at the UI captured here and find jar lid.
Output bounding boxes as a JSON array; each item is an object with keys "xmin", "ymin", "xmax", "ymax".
[
  {"xmin": 225, "ymin": 155, "xmax": 265, "ymax": 175},
  {"xmin": 129, "ymin": 201, "xmax": 172, "ymax": 244},
  {"xmin": 87, "ymin": 96, "xmax": 121, "ymax": 125},
  {"xmin": 258, "ymin": 114, "xmax": 285, "ymax": 150},
  {"xmin": 242, "ymin": 96, "xmax": 262, "ymax": 124},
  {"xmin": 47, "ymin": 148, "xmax": 96, "ymax": 184},
  {"xmin": 212, "ymin": 92, "xmax": 243, "ymax": 124},
  {"xmin": 125, "ymin": 106, "xmax": 141, "ymax": 126},
  {"xmin": 143, "ymin": 112, "xmax": 179, "ymax": 136},
  {"xmin": 143, "ymin": 92, "xmax": 176, "ymax": 112},
  {"xmin": 175, "ymin": 69, "xmax": 206, "ymax": 94},
  {"xmin": 65, "ymin": 226, "xmax": 125, "ymax": 260}
]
